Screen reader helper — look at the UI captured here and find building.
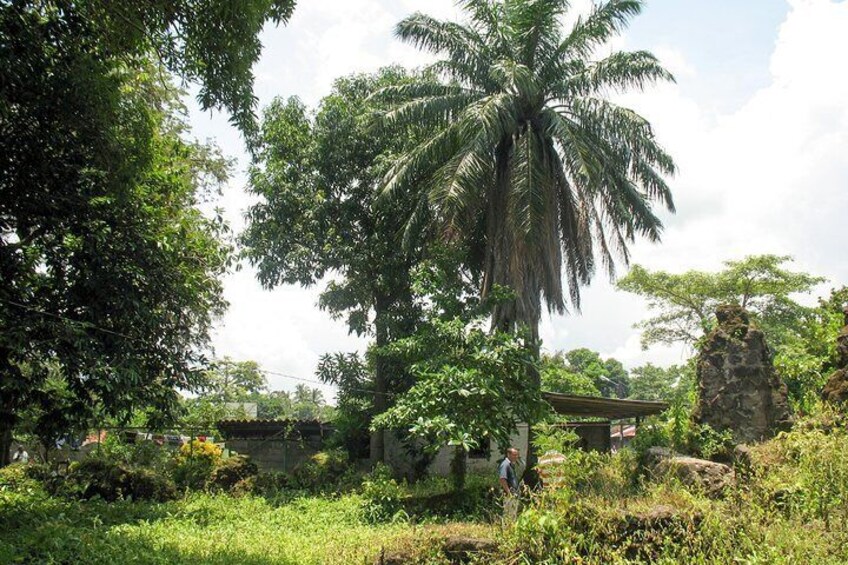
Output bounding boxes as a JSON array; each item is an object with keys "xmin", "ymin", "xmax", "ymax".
[{"xmin": 218, "ymin": 393, "xmax": 667, "ymax": 476}]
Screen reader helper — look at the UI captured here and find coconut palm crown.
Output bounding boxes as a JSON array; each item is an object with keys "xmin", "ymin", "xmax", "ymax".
[{"xmin": 379, "ymin": 0, "xmax": 676, "ymax": 339}]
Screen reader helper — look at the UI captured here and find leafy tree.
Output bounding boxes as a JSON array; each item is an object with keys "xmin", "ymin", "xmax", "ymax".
[
  {"xmin": 7, "ymin": 0, "xmax": 296, "ymax": 137},
  {"xmin": 628, "ymin": 363, "xmax": 693, "ymax": 405},
  {"xmin": 775, "ymin": 287, "xmax": 848, "ymax": 411},
  {"xmin": 541, "ymin": 353, "xmax": 600, "ymax": 397},
  {"xmin": 617, "ymin": 255, "xmax": 825, "ymax": 349},
  {"xmin": 376, "ymin": 0, "xmax": 675, "ymax": 346},
  {"xmin": 373, "ymin": 317, "xmax": 546, "ymax": 489},
  {"xmin": 201, "ymin": 358, "xmax": 267, "ymax": 402},
  {"xmin": 541, "ymin": 348, "xmax": 629, "ymax": 397},
  {"xmin": 317, "ymin": 352, "xmax": 373, "ymax": 457},
  {"xmin": 242, "ymin": 68, "xmax": 461, "ymax": 460},
  {"xmin": 0, "ymin": 5, "xmax": 234, "ymax": 463}
]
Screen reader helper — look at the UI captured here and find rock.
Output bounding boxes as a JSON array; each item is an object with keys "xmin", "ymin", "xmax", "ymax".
[
  {"xmin": 822, "ymin": 306, "xmax": 848, "ymax": 406},
  {"xmin": 657, "ymin": 456, "xmax": 735, "ymax": 498},
  {"xmin": 732, "ymin": 444, "xmax": 754, "ymax": 469},
  {"xmin": 644, "ymin": 446, "xmax": 734, "ymax": 497},
  {"xmin": 643, "ymin": 446, "xmax": 675, "ymax": 467},
  {"xmin": 694, "ymin": 304, "xmax": 793, "ymax": 443},
  {"xmin": 442, "ymin": 537, "xmax": 497, "ymax": 562},
  {"xmin": 373, "ymin": 549, "xmax": 414, "ymax": 565}
]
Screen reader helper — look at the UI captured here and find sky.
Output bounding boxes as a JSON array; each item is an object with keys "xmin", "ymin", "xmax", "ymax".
[{"xmin": 186, "ymin": 0, "xmax": 848, "ymax": 398}]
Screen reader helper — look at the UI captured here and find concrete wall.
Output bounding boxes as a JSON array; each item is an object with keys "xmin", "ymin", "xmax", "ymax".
[
  {"xmin": 384, "ymin": 424, "xmax": 530, "ymax": 479},
  {"xmin": 226, "ymin": 437, "xmax": 323, "ymax": 473}
]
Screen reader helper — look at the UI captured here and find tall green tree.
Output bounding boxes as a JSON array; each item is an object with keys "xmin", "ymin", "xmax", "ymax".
[
  {"xmin": 540, "ymin": 348, "xmax": 630, "ymax": 397},
  {"xmin": 201, "ymin": 358, "xmax": 267, "ymax": 402},
  {"xmin": 616, "ymin": 255, "xmax": 825, "ymax": 349},
  {"xmin": 377, "ymin": 0, "xmax": 675, "ymax": 346},
  {"xmin": 0, "ymin": 5, "xmax": 239, "ymax": 464},
  {"xmin": 7, "ymin": 0, "xmax": 296, "ymax": 137},
  {"xmin": 242, "ymin": 69, "xmax": 454, "ymax": 460},
  {"xmin": 628, "ymin": 362, "xmax": 693, "ymax": 405}
]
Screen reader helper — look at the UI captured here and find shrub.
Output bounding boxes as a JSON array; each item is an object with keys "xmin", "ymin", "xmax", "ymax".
[
  {"xmin": 251, "ymin": 471, "xmax": 291, "ymax": 496},
  {"xmin": 207, "ymin": 455, "xmax": 258, "ymax": 492},
  {"xmin": 98, "ymin": 433, "xmax": 172, "ymax": 471},
  {"xmin": 360, "ymin": 463, "xmax": 406, "ymax": 523},
  {"xmin": 291, "ymin": 449, "xmax": 353, "ymax": 491},
  {"xmin": 61, "ymin": 459, "xmax": 176, "ymax": 502},
  {"xmin": 0, "ymin": 463, "xmax": 44, "ymax": 494},
  {"xmin": 172, "ymin": 440, "xmax": 222, "ymax": 491}
]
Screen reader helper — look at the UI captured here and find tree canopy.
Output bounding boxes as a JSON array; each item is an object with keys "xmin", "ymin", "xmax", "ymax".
[
  {"xmin": 0, "ymin": 4, "xmax": 246, "ymax": 463},
  {"xmin": 617, "ymin": 255, "xmax": 825, "ymax": 349},
  {"xmin": 377, "ymin": 0, "xmax": 676, "ymax": 341}
]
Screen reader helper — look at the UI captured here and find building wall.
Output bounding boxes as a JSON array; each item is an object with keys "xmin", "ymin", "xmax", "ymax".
[
  {"xmin": 384, "ymin": 424, "xmax": 530, "ymax": 479},
  {"xmin": 226, "ymin": 437, "xmax": 322, "ymax": 473}
]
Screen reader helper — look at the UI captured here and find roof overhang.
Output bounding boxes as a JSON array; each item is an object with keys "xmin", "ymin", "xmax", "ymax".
[{"xmin": 542, "ymin": 391, "xmax": 668, "ymax": 420}]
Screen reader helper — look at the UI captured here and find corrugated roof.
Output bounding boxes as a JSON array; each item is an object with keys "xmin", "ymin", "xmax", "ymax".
[{"xmin": 543, "ymin": 392, "xmax": 667, "ymax": 419}]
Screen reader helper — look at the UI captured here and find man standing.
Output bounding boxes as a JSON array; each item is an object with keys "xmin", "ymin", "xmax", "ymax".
[{"xmin": 498, "ymin": 447, "xmax": 520, "ymax": 520}]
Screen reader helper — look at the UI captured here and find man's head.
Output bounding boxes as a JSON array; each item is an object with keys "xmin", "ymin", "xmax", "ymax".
[
  {"xmin": 506, "ymin": 447, "xmax": 519, "ymax": 463},
  {"xmin": 15, "ymin": 446, "xmax": 23, "ymax": 452}
]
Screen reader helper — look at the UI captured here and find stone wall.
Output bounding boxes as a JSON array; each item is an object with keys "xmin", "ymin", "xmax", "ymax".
[
  {"xmin": 822, "ymin": 306, "xmax": 848, "ymax": 405},
  {"xmin": 694, "ymin": 304, "xmax": 792, "ymax": 443}
]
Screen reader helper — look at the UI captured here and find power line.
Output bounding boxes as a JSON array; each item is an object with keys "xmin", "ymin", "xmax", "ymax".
[
  {"xmin": 1, "ymin": 297, "xmax": 393, "ymax": 398},
  {"xmin": 259, "ymin": 367, "xmax": 394, "ymax": 398}
]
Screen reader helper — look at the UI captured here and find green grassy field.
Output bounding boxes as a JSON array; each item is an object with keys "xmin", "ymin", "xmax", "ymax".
[{"xmin": 0, "ymin": 488, "xmax": 495, "ymax": 565}]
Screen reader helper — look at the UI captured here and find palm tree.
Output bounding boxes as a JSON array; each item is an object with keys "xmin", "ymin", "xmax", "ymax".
[{"xmin": 379, "ymin": 0, "xmax": 676, "ymax": 343}]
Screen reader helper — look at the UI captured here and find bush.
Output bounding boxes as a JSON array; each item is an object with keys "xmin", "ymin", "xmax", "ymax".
[
  {"xmin": 360, "ymin": 463, "xmax": 406, "ymax": 523},
  {"xmin": 172, "ymin": 440, "xmax": 222, "ymax": 490},
  {"xmin": 207, "ymin": 455, "xmax": 258, "ymax": 492},
  {"xmin": 61, "ymin": 459, "xmax": 176, "ymax": 502},
  {"xmin": 0, "ymin": 463, "xmax": 44, "ymax": 494},
  {"xmin": 291, "ymin": 449, "xmax": 353, "ymax": 491},
  {"xmin": 98, "ymin": 433, "xmax": 172, "ymax": 471},
  {"xmin": 251, "ymin": 471, "xmax": 291, "ymax": 496}
]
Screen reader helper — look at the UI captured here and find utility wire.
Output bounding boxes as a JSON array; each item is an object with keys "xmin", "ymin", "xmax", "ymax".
[{"xmin": 1, "ymin": 296, "xmax": 392, "ymax": 397}]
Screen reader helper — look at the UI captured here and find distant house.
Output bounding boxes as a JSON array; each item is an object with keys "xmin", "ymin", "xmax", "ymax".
[
  {"xmin": 217, "ymin": 418, "xmax": 333, "ymax": 472},
  {"xmin": 611, "ymin": 424, "xmax": 637, "ymax": 451},
  {"xmin": 217, "ymin": 393, "xmax": 666, "ymax": 477},
  {"xmin": 386, "ymin": 392, "xmax": 666, "ymax": 478}
]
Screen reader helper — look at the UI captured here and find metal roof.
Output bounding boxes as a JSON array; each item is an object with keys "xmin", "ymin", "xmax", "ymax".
[
  {"xmin": 216, "ymin": 419, "xmax": 333, "ymax": 439},
  {"xmin": 542, "ymin": 392, "xmax": 668, "ymax": 419}
]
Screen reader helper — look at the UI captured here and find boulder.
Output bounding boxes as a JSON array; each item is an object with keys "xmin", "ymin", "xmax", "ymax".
[
  {"xmin": 694, "ymin": 304, "xmax": 793, "ymax": 443},
  {"xmin": 644, "ymin": 446, "xmax": 734, "ymax": 498},
  {"xmin": 821, "ymin": 306, "xmax": 848, "ymax": 406},
  {"xmin": 658, "ymin": 456, "xmax": 734, "ymax": 498}
]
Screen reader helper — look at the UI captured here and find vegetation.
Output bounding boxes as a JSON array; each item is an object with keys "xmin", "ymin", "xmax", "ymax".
[
  {"xmin": 378, "ymin": 0, "xmax": 676, "ymax": 343},
  {"xmin": 617, "ymin": 254, "xmax": 825, "ymax": 349},
  {"xmin": 2, "ymin": 0, "xmax": 846, "ymax": 564},
  {"xmin": 0, "ymin": 0, "xmax": 294, "ymax": 464}
]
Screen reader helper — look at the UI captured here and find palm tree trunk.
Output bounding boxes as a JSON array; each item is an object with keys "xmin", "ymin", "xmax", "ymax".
[{"xmin": 370, "ymin": 293, "xmax": 390, "ymax": 465}]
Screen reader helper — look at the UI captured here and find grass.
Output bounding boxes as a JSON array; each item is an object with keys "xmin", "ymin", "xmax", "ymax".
[
  {"xmin": 3, "ymin": 411, "xmax": 847, "ymax": 564},
  {"xmin": 0, "ymin": 470, "xmax": 504, "ymax": 565},
  {"xmin": 0, "ymin": 487, "xmax": 496, "ymax": 564}
]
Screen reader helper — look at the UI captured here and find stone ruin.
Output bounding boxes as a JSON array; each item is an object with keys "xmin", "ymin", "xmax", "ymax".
[
  {"xmin": 694, "ymin": 304, "xmax": 793, "ymax": 444},
  {"xmin": 821, "ymin": 306, "xmax": 848, "ymax": 405}
]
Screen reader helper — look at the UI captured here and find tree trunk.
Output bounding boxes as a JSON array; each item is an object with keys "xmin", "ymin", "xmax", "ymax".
[
  {"xmin": 0, "ymin": 412, "xmax": 14, "ymax": 467},
  {"xmin": 370, "ymin": 294, "xmax": 391, "ymax": 465},
  {"xmin": 450, "ymin": 445, "xmax": 467, "ymax": 491}
]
